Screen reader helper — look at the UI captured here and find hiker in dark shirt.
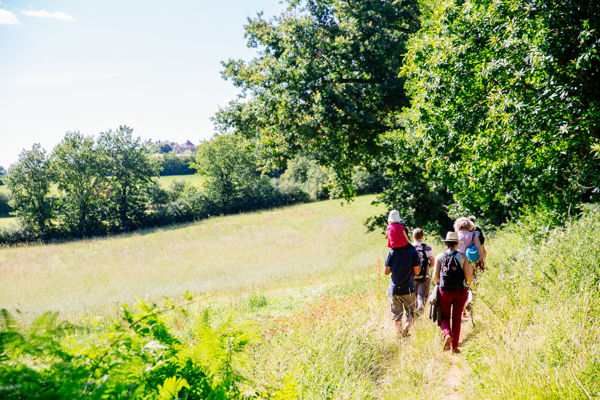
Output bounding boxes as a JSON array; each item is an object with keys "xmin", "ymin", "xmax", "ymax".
[{"xmin": 384, "ymin": 243, "xmax": 420, "ymax": 336}]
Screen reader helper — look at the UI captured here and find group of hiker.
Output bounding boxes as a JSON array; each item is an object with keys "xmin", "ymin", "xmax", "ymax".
[{"xmin": 384, "ymin": 211, "xmax": 486, "ymax": 353}]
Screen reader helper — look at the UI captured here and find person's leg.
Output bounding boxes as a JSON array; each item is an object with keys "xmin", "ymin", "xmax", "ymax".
[
  {"xmin": 438, "ymin": 290, "xmax": 453, "ymax": 341},
  {"xmin": 389, "ymin": 294, "xmax": 404, "ymax": 332},
  {"xmin": 416, "ymin": 277, "xmax": 431, "ymax": 314},
  {"xmin": 450, "ymin": 288, "xmax": 469, "ymax": 350},
  {"xmin": 400, "ymin": 292, "xmax": 417, "ymax": 324},
  {"xmin": 397, "ymin": 292, "xmax": 417, "ymax": 334}
]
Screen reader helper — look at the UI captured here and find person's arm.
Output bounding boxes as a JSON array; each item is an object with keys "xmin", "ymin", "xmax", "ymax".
[
  {"xmin": 474, "ymin": 233, "xmax": 484, "ymax": 262},
  {"xmin": 481, "ymin": 243, "xmax": 487, "ymax": 261},
  {"xmin": 426, "ymin": 246, "xmax": 435, "ymax": 274},
  {"xmin": 463, "ymin": 257, "xmax": 474, "ymax": 284},
  {"xmin": 403, "ymin": 229, "xmax": 411, "ymax": 244},
  {"xmin": 412, "ymin": 249, "xmax": 421, "ymax": 275},
  {"xmin": 433, "ymin": 255, "xmax": 441, "ymax": 284}
]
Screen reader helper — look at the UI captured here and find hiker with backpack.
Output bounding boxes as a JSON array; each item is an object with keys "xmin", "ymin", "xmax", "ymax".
[
  {"xmin": 412, "ymin": 228, "xmax": 434, "ymax": 315},
  {"xmin": 433, "ymin": 231, "xmax": 474, "ymax": 353},
  {"xmin": 467, "ymin": 215, "xmax": 487, "ymax": 270},
  {"xmin": 454, "ymin": 217, "xmax": 484, "ymax": 273},
  {"xmin": 384, "ymin": 232, "xmax": 421, "ymax": 336}
]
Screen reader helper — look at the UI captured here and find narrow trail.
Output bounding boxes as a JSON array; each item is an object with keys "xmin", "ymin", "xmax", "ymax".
[{"xmin": 441, "ymin": 315, "xmax": 475, "ymax": 400}]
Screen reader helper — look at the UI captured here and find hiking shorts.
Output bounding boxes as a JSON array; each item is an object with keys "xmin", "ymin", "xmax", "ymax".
[{"xmin": 389, "ymin": 292, "xmax": 417, "ymax": 323}]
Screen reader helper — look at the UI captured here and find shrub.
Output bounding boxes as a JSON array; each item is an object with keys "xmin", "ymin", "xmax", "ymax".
[{"xmin": 0, "ymin": 299, "xmax": 251, "ymax": 400}]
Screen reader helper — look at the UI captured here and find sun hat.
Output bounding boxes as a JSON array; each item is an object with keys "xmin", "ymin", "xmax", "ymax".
[
  {"xmin": 443, "ymin": 231, "xmax": 460, "ymax": 243},
  {"xmin": 388, "ymin": 210, "xmax": 402, "ymax": 223}
]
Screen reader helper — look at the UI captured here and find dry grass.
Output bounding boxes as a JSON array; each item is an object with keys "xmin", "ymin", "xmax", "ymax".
[{"xmin": 0, "ymin": 195, "xmax": 383, "ymax": 319}]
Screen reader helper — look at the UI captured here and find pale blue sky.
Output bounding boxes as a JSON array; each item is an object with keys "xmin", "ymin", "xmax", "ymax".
[{"xmin": 0, "ymin": 0, "xmax": 284, "ymax": 167}]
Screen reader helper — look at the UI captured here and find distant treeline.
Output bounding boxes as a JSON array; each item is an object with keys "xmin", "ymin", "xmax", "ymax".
[{"xmin": 0, "ymin": 127, "xmax": 384, "ymax": 245}]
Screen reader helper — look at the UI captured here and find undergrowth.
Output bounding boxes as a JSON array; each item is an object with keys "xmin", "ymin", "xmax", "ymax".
[{"xmin": 464, "ymin": 204, "xmax": 600, "ymax": 399}]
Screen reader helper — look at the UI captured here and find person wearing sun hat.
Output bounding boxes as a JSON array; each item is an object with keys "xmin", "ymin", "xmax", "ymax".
[
  {"xmin": 433, "ymin": 231, "xmax": 474, "ymax": 353},
  {"xmin": 384, "ymin": 210, "xmax": 410, "ymax": 249}
]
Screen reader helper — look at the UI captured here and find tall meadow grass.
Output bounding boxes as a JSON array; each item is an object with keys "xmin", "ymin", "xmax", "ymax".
[{"xmin": 464, "ymin": 205, "xmax": 600, "ymax": 399}]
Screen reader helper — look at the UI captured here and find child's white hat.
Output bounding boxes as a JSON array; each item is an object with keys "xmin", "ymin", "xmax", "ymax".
[{"xmin": 388, "ymin": 210, "xmax": 401, "ymax": 223}]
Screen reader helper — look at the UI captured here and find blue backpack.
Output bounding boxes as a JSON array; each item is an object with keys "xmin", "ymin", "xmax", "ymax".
[{"xmin": 465, "ymin": 232, "xmax": 480, "ymax": 262}]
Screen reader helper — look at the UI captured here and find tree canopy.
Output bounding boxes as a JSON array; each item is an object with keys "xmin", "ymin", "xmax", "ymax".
[
  {"xmin": 215, "ymin": 0, "xmax": 420, "ymax": 197},
  {"xmin": 400, "ymin": 0, "xmax": 600, "ymax": 222},
  {"xmin": 217, "ymin": 0, "xmax": 600, "ymax": 228}
]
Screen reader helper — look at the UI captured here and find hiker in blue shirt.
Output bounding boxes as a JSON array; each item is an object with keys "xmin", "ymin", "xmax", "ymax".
[{"xmin": 384, "ymin": 242, "xmax": 420, "ymax": 336}]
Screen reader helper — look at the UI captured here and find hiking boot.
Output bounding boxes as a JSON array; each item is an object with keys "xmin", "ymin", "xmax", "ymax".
[
  {"xmin": 452, "ymin": 348, "xmax": 461, "ymax": 354},
  {"xmin": 443, "ymin": 335, "xmax": 451, "ymax": 351}
]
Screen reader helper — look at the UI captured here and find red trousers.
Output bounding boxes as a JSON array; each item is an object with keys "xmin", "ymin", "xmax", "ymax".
[{"xmin": 439, "ymin": 286, "xmax": 468, "ymax": 350}]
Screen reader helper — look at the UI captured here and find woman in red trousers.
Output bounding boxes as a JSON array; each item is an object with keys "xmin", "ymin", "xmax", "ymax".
[{"xmin": 433, "ymin": 231, "xmax": 474, "ymax": 353}]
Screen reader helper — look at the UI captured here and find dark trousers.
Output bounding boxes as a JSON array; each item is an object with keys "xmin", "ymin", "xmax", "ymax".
[{"xmin": 439, "ymin": 286, "xmax": 468, "ymax": 350}]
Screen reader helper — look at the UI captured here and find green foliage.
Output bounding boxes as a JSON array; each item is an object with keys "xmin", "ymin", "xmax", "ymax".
[
  {"xmin": 278, "ymin": 156, "xmax": 331, "ymax": 200},
  {"xmin": 51, "ymin": 131, "xmax": 108, "ymax": 236},
  {"xmin": 0, "ymin": 299, "xmax": 251, "ymax": 400},
  {"xmin": 157, "ymin": 377, "xmax": 189, "ymax": 400},
  {"xmin": 400, "ymin": 0, "xmax": 600, "ymax": 224},
  {"xmin": 6, "ymin": 144, "xmax": 56, "ymax": 237},
  {"xmin": 99, "ymin": 126, "xmax": 161, "ymax": 231},
  {"xmin": 0, "ymin": 191, "xmax": 13, "ymax": 216},
  {"xmin": 192, "ymin": 134, "xmax": 262, "ymax": 213},
  {"xmin": 159, "ymin": 152, "xmax": 195, "ymax": 176},
  {"xmin": 465, "ymin": 205, "xmax": 600, "ymax": 399},
  {"xmin": 215, "ymin": 0, "xmax": 421, "ymax": 198},
  {"xmin": 248, "ymin": 293, "xmax": 268, "ymax": 310}
]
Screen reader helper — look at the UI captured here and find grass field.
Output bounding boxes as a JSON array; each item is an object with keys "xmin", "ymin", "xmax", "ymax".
[
  {"xmin": 157, "ymin": 174, "xmax": 205, "ymax": 189},
  {"xmin": 0, "ymin": 195, "xmax": 385, "ymax": 319},
  {"xmin": 0, "ymin": 216, "xmax": 17, "ymax": 228}
]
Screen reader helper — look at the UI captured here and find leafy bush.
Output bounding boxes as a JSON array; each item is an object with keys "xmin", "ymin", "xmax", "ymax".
[
  {"xmin": 0, "ymin": 299, "xmax": 251, "ymax": 400},
  {"xmin": 0, "ymin": 225, "xmax": 37, "ymax": 246}
]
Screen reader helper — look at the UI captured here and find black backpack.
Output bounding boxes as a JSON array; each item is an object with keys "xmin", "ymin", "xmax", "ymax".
[
  {"xmin": 414, "ymin": 243, "xmax": 430, "ymax": 280},
  {"xmin": 439, "ymin": 250, "xmax": 465, "ymax": 292}
]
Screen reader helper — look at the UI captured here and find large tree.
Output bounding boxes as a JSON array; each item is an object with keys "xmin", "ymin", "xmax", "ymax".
[
  {"xmin": 51, "ymin": 131, "xmax": 108, "ymax": 235},
  {"xmin": 400, "ymin": 0, "xmax": 600, "ymax": 223},
  {"xmin": 191, "ymin": 134, "xmax": 261, "ymax": 212},
  {"xmin": 6, "ymin": 144, "xmax": 55, "ymax": 235},
  {"xmin": 98, "ymin": 126, "xmax": 160, "ymax": 230},
  {"xmin": 215, "ymin": 0, "xmax": 420, "ymax": 197}
]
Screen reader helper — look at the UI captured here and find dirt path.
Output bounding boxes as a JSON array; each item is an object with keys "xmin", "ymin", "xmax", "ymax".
[{"xmin": 441, "ymin": 315, "xmax": 475, "ymax": 400}]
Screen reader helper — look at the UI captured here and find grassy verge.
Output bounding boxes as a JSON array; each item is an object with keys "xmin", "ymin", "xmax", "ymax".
[{"xmin": 463, "ymin": 205, "xmax": 600, "ymax": 399}]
